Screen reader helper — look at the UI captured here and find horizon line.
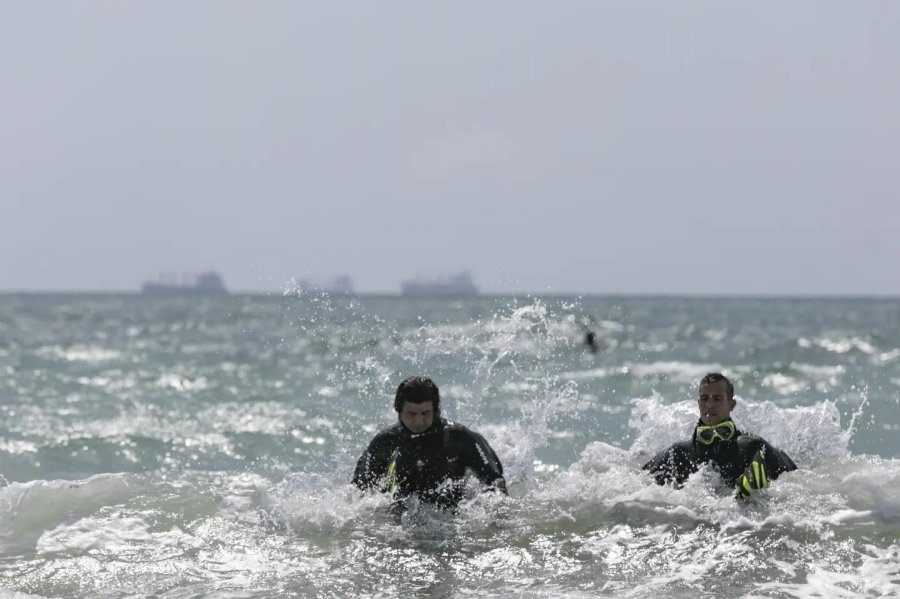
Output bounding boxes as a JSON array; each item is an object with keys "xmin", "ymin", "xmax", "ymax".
[{"xmin": 1, "ymin": 290, "xmax": 898, "ymax": 300}]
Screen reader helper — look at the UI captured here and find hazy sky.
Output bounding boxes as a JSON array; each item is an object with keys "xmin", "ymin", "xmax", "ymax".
[{"xmin": 2, "ymin": 2, "xmax": 899, "ymax": 294}]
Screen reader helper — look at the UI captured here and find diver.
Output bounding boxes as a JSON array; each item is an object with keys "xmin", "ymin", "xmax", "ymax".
[
  {"xmin": 352, "ymin": 376, "xmax": 507, "ymax": 510},
  {"xmin": 584, "ymin": 330, "xmax": 599, "ymax": 353},
  {"xmin": 643, "ymin": 372, "xmax": 797, "ymax": 499}
]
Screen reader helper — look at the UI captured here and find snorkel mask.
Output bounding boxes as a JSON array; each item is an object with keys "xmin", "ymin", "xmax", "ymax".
[{"xmin": 695, "ymin": 420, "xmax": 736, "ymax": 445}]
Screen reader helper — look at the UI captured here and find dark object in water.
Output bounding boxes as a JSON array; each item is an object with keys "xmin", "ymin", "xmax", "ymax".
[{"xmin": 585, "ymin": 331, "xmax": 599, "ymax": 353}]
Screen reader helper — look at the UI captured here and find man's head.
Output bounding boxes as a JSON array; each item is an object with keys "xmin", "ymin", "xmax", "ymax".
[
  {"xmin": 394, "ymin": 376, "xmax": 440, "ymax": 434},
  {"xmin": 697, "ymin": 372, "xmax": 736, "ymax": 425}
]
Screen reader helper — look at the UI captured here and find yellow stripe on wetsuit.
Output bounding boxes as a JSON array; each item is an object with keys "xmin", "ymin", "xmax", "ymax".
[
  {"xmin": 752, "ymin": 461, "xmax": 769, "ymax": 488},
  {"xmin": 382, "ymin": 450, "xmax": 404, "ymax": 498}
]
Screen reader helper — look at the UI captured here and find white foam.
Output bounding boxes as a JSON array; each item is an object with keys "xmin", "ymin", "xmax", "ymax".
[
  {"xmin": 628, "ymin": 392, "xmax": 696, "ymax": 458},
  {"xmin": 558, "ymin": 367, "xmax": 617, "ymax": 381},
  {"xmin": 758, "ymin": 544, "xmax": 900, "ymax": 598},
  {"xmin": 761, "ymin": 372, "xmax": 807, "ymax": 395},
  {"xmin": 804, "ymin": 335, "xmax": 877, "ymax": 355},
  {"xmin": 36, "ymin": 515, "xmax": 201, "ymax": 556},
  {"xmin": 0, "ymin": 474, "xmax": 145, "ymax": 556},
  {"xmin": 155, "ymin": 373, "xmax": 210, "ymax": 391},
  {"xmin": 37, "ymin": 345, "xmax": 123, "ymax": 363},
  {"xmin": 0, "ymin": 588, "xmax": 46, "ymax": 599},
  {"xmin": 268, "ymin": 473, "xmax": 386, "ymax": 532},
  {"xmin": 626, "ymin": 361, "xmax": 725, "ymax": 382},
  {"xmin": 790, "ymin": 363, "xmax": 846, "ymax": 378},
  {"xmin": 875, "ymin": 349, "xmax": 900, "ymax": 364},
  {"xmin": 0, "ymin": 440, "xmax": 38, "ymax": 454}
]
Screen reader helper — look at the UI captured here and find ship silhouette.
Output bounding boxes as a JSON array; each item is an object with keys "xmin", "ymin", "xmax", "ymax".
[
  {"xmin": 400, "ymin": 271, "xmax": 479, "ymax": 297},
  {"xmin": 141, "ymin": 271, "xmax": 228, "ymax": 296}
]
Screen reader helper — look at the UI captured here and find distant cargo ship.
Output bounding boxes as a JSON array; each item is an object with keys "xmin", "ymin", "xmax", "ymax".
[
  {"xmin": 400, "ymin": 271, "xmax": 479, "ymax": 297},
  {"xmin": 141, "ymin": 271, "xmax": 228, "ymax": 296}
]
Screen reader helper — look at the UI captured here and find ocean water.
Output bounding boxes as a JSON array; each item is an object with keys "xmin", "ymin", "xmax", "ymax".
[{"xmin": 1, "ymin": 293, "xmax": 899, "ymax": 598}]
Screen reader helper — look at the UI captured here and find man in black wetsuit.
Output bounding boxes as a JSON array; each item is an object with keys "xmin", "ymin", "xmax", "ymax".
[
  {"xmin": 353, "ymin": 376, "xmax": 507, "ymax": 509},
  {"xmin": 643, "ymin": 372, "xmax": 797, "ymax": 499}
]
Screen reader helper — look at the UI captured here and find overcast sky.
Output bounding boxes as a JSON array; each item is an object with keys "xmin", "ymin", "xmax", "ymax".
[{"xmin": 2, "ymin": 2, "xmax": 899, "ymax": 294}]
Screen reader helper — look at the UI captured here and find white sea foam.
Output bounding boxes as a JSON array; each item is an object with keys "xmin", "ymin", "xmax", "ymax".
[
  {"xmin": 790, "ymin": 363, "xmax": 846, "ymax": 378},
  {"xmin": 37, "ymin": 345, "xmax": 123, "ymax": 363},
  {"xmin": 800, "ymin": 335, "xmax": 878, "ymax": 355},
  {"xmin": 557, "ymin": 367, "xmax": 618, "ymax": 381},
  {"xmin": 0, "ymin": 475, "xmax": 145, "ymax": 556},
  {"xmin": 155, "ymin": 372, "xmax": 210, "ymax": 391},
  {"xmin": 761, "ymin": 372, "xmax": 808, "ymax": 395},
  {"xmin": 758, "ymin": 544, "xmax": 900, "ymax": 598},
  {"xmin": 626, "ymin": 361, "xmax": 725, "ymax": 382},
  {"xmin": 0, "ymin": 440, "xmax": 38, "ymax": 455},
  {"xmin": 269, "ymin": 473, "xmax": 386, "ymax": 533},
  {"xmin": 0, "ymin": 589, "xmax": 46, "ymax": 599},
  {"xmin": 36, "ymin": 514, "xmax": 201, "ymax": 556}
]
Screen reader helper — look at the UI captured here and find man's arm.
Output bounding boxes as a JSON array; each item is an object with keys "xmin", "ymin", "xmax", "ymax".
[
  {"xmin": 735, "ymin": 441, "xmax": 798, "ymax": 499},
  {"xmin": 461, "ymin": 429, "xmax": 507, "ymax": 494},
  {"xmin": 352, "ymin": 432, "xmax": 396, "ymax": 492},
  {"xmin": 643, "ymin": 442, "xmax": 694, "ymax": 487},
  {"xmin": 761, "ymin": 442, "xmax": 797, "ymax": 481}
]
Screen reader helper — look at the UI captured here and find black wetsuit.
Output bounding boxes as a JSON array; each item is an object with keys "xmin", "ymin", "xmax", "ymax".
[
  {"xmin": 643, "ymin": 420, "xmax": 797, "ymax": 488},
  {"xmin": 352, "ymin": 417, "xmax": 507, "ymax": 508}
]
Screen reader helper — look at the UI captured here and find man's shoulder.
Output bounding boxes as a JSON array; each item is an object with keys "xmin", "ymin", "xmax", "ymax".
[
  {"xmin": 644, "ymin": 439, "xmax": 694, "ymax": 469},
  {"xmin": 369, "ymin": 423, "xmax": 404, "ymax": 443},
  {"xmin": 734, "ymin": 431, "xmax": 769, "ymax": 450},
  {"xmin": 442, "ymin": 419, "xmax": 480, "ymax": 438},
  {"xmin": 442, "ymin": 418, "xmax": 465, "ymax": 432},
  {"xmin": 733, "ymin": 429, "xmax": 798, "ymax": 473},
  {"xmin": 662, "ymin": 439, "xmax": 695, "ymax": 455},
  {"xmin": 443, "ymin": 420, "xmax": 498, "ymax": 449}
]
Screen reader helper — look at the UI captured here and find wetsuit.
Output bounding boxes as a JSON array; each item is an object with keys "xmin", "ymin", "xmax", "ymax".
[
  {"xmin": 353, "ymin": 417, "xmax": 507, "ymax": 508},
  {"xmin": 643, "ymin": 420, "xmax": 797, "ymax": 488}
]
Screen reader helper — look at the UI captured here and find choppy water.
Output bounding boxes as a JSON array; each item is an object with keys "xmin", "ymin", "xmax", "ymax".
[{"xmin": 1, "ymin": 293, "xmax": 899, "ymax": 598}]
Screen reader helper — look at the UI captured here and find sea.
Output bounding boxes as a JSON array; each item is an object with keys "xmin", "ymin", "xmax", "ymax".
[{"xmin": 1, "ymin": 293, "xmax": 899, "ymax": 598}]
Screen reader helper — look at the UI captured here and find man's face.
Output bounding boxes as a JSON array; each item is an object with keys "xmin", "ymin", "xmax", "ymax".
[
  {"xmin": 399, "ymin": 401, "xmax": 435, "ymax": 434},
  {"xmin": 697, "ymin": 380, "xmax": 736, "ymax": 425}
]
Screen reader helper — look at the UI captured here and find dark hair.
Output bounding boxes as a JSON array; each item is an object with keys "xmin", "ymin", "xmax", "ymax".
[
  {"xmin": 700, "ymin": 372, "xmax": 734, "ymax": 398},
  {"xmin": 394, "ymin": 376, "xmax": 440, "ymax": 413}
]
